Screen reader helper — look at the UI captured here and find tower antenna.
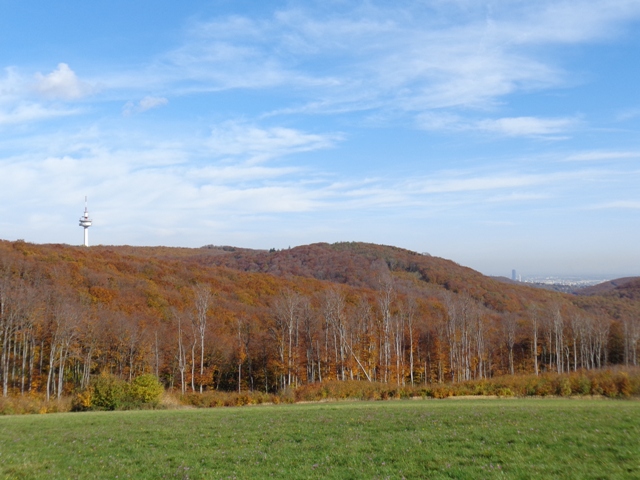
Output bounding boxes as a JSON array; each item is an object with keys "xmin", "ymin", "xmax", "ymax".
[{"xmin": 79, "ymin": 196, "xmax": 92, "ymax": 247}]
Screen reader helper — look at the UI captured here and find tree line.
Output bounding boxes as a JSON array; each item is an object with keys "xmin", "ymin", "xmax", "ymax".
[{"xmin": 1, "ymin": 244, "xmax": 638, "ymax": 399}]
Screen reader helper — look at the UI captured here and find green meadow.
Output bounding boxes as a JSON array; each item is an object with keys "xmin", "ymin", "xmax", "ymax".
[{"xmin": 1, "ymin": 398, "xmax": 639, "ymax": 479}]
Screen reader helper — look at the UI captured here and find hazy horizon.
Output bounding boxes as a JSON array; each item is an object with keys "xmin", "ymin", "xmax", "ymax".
[{"xmin": 1, "ymin": 1, "xmax": 639, "ymax": 278}]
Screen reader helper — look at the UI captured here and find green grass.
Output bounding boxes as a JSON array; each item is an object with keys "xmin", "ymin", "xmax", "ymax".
[{"xmin": 1, "ymin": 398, "xmax": 639, "ymax": 479}]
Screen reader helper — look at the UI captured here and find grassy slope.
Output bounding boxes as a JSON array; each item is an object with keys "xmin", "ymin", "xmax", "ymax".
[{"xmin": 1, "ymin": 399, "xmax": 639, "ymax": 479}]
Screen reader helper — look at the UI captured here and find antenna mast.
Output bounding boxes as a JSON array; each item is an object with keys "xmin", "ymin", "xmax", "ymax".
[{"xmin": 79, "ymin": 196, "xmax": 92, "ymax": 247}]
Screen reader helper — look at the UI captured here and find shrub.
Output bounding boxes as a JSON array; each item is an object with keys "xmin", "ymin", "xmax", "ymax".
[
  {"xmin": 91, "ymin": 373, "xmax": 127, "ymax": 410},
  {"xmin": 598, "ymin": 374, "xmax": 618, "ymax": 398},
  {"xmin": 496, "ymin": 387, "xmax": 514, "ymax": 397},
  {"xmin": 129, "ymin": 374, "xmax": 164, "ymax": 406},
  {"xmin": 615, "ymin": 373, "xmax": 632, "ymax": 398},
  {"xmin": 71, "ymin": 388, "xmax": 93, "ymax": 412},
  {"xmin": 570, "ymin": 375, "xmax": 591, "ymax": 395},
  {"xmin": 473, "ymin": 381, "xmax": 490, "ymax": 396},
  {"xmin": 555, "ymin": 377, "xmax": 572, "ymax": 397},
  {"xmin": 534, "ymin": 377, "xmax": 553, "ymax": 397},
  {"xmin": 1, "ymin": 395, "xmax": 72, "ymax": 415},
  {"xmin": 181, "ymin": 389, "xmax": 280, "ymax": 408}
]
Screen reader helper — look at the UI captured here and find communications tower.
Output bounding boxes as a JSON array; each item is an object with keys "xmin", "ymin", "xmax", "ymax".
[{"xmin": 79, "ymin": 196, "xmax": 92, "ymax": 247}]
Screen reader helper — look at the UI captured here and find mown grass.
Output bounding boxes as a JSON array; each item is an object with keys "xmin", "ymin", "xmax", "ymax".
[{"xmin": 1, "ymin": 398, "xmax": 639, "ymax": 479}]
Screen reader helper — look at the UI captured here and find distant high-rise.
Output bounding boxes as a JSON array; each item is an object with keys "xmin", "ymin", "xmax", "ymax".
[
  {"xmin": 79, "ymin": 196, "xmax": 92, "ymax": 247},
  {"xmin": 512, "ymin": 269, "xmax": 517, "ymax": 281}
]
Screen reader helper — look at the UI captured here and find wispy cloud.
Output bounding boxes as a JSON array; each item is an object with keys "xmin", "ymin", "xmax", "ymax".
[
  {"xmin": 122, "ymin": 96, "xmax": 168, "ymax": 116},
  {"xmin": 207, "ymin": 122, "xmax": 341, "ymax": 163},
  {"xmin": 414, "ymin": 173, "xmax": 549, "ymax": 194},
  {"xmin": 475, "ymin": 116, "xmax": 579, "ymax": 137},
  {"xmin": 591, "ymin": 200, "xmax": 640, "ymax": 209},
  {"xmin": 5, "ymin": 2, "xmax": 640, "ymax": 132},
  {"xmin": 141, "ymin": 0, "xmax": 640, "ymax": 120},
  {"xmin": 419, "ymin": 114, "xmax": 579, "ymax": 137},
  {"xmin": 566, "ymin": 151, "xmax": 640, "ymax": 162},
  {"xmin": 0, "ymin": 103, "xmax": 80, "ymax": 126},
  {"xmin": 1, "ymin": 119, "xmax": 638, "ymax": 250}
]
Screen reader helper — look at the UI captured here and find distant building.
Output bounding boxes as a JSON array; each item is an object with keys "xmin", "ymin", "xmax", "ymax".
[{"xmin": 512, "ymin": 269, "xmax": 517, "ymax": 281}]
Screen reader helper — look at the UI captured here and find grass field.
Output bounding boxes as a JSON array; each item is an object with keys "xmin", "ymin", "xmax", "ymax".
[{"xmin": 1, "ymin": 398, "xmax": 639, "ymax": 479}]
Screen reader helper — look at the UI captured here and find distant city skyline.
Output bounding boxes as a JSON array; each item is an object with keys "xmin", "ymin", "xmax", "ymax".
[{"xmin": 1, "ymin": 1, "xmax": 639, "ymax": 277}]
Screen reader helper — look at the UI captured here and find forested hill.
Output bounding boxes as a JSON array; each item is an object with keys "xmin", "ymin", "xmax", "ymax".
[
  {"xmin": 0, "ymin": 239, "xmax": 638, "ymax": 398},
  {"xmin": 577, "ymin": 277, "xmax": 640, "ymax": 300},
  {"xmin": 195, "ymin": 242, "xmax": 551, "ymax": 312}
]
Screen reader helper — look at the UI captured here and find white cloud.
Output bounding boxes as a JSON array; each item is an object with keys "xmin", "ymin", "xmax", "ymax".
[
  {"xmin": 0, "ymin": 103, "xmax": 79, "ymax": 126},
  {"xmin": 475, "ymin": 116, "xmax": 579, "ymax": 137},
  {"xmin": 0, "ymin": 67, "xmax": 24, "ymax": 104},
  {"xmin": 207, "ymin": 122, "xmax": 340, "ymax": 163},
  {"xmin": 416, "ymin": 173, "xmax": 548, "ymax": 194},
  {"xmin": 33, "ymin": 63, "xmax": 92, "ymax": 100},
  {"xmin": 592, "ymin": 200, "xmax": 640, "ymax": 209},
  {"xmin": 139, "ymin": 96, "xmax": 168, "ymax": 111},
  {"xmin": 566, "ymin": 151, "xmax": 640, "ymax": 162},
  {"xmin": 123, "ymin": 96, "xmax": 168, "ymax": 116},
  {"xmin": 418, "ymin": 114, "xmax": 578, "ymax": 137}
]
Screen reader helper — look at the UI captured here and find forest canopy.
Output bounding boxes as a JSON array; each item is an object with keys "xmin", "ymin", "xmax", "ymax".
[{"xmin": 0, "ymin": 240, "xmax": 638, "ymax": 399}]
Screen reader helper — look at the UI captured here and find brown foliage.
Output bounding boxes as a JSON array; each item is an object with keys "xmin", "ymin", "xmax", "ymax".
[{"xmin": 0, "ymin": 239, "xmax": 638, "ymax": 406}]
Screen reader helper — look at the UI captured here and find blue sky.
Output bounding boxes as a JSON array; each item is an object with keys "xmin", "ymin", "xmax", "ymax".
[{"xmin": 1, "ymin": 0, "xmax": 639, "ymax": 277}]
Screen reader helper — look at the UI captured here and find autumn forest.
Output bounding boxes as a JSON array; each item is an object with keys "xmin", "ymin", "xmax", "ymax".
[{"xmin": 1, "ymin": 239, "xmax": 639, "ymax": 401}]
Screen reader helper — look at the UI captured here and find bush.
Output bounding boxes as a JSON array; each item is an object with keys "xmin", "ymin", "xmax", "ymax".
[
  {"xmin": 91, "ymin": 373, "xmax": 127, "ymax": 410},
  {"xmin": 0, "ymin": 396, "xmax": 41, "ymax": 415},
  {"xmin": 555, "ymin": 377, "xmax": 572, "ymax": 397},
  {"xmin": 496, "ymin": 387, "xmax": 514, "ymax": 397},
  {"xmin": 129, "ymin": 374, "xmax": 164, "ymax": 406},
  {"xmin": 598, "ymin": 374, "xmax": 618, "ymax": 398},
  {"xmin": 615, "ymin": 373, "xmax": 632, "ymax": 398},
  {"xmin": 181, "ymin": 389, "xmax": 280, "ymax": 408},
  {"xmin": 71, "ymin": 388, "xmax": 93, "ymax": 412},
  {"xmin": 570, "ymin": 375, "xmax": 591, "ymax": 395},
  {"xmin": 1, "ymin": 395, "xmax": 72, "ymax": 415}
]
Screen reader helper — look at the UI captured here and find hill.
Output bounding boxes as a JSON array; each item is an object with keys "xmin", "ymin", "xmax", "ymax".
[
  {"xmin": 576, "ymin": 276, "xmax": 640, "ymax": 299},
  {"xmin": 0, "ymin": 239, "xmax": 638, "ymax": 399}
]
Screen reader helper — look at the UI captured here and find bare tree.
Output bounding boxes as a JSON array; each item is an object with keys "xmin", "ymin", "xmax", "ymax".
[
  {"xmin": 193, "ymin": 284, "xmax": 213, "ymax": 393},
  {"xmin": 404, "ymin": 298, "xmax": 417, "ymax": 386},
  {"xmin": 552, "ymin": 305, "xmax": 565, "ymax": 373},
  {"xmin": 502, "ymin": 313, "xmax": 518, "ymax": 375},
  {"xmin": 528, "ymin": 304, "xmax": 540, "ymax": 376},
  {"xmin": 173, "ymin": 308, "xmax": 188, "ymax": 394},
  {"xmin": 377, "ymin": 279, "xmax": 394, "ymax": 383},
  {"xmin": 236, "ymin": 316, "xmax": 250, "ymax": 392},
  {"xmin": 323, "ymin": 288, "xmax": 348, "ymax": 381},
  {"xmin": 271, "ymin": 289, "xmax": 302, "ymax": 388},
  {"xmin": 46, "ymin": 300, "xmax": 80, "ymax": 400}
]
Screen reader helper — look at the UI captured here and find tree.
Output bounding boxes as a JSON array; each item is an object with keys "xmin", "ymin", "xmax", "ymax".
[
  {"xmin": 528, "ymin": 304, "xmax": 540, "ymax": 376},
  {"xmin": 173, "ymin": 308, "xmax": 189, "ymax": 394},
  {"xmin": 271, "ymin": 289, "xmax": 302, "ymax": 388},
  {"xmin": 502, "ymin": 313, "xmax": 517, "ymax": 376},
  {"xmin": 45, "ymin": 298, "xmax": 80, "ymax": 400},
  {"xmin": 377, "ymin": 278, "xmax": 394, "ymax": 383},
  {"xmin": 192, "ymin": 284, "xmax": 213, "ymax": 393}
]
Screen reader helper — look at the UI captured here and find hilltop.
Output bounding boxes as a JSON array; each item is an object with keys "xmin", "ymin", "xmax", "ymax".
[{"xmin": 576, "ymin": 276, "xmax": 640, "ymax": 299}]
